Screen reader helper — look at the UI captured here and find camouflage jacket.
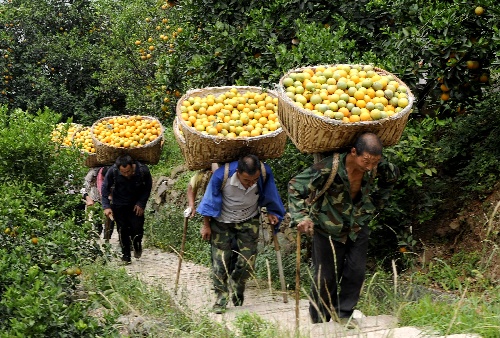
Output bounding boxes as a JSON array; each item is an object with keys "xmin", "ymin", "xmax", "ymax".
[{"xmin": 288, "ymin": 152, "xmax": 399, "ymax": 243}]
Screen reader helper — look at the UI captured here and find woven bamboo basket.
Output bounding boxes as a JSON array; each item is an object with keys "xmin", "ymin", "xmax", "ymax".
[
  {"xmin": 175, "ymin": 86, "xmax": 287, "ymax": 170},
  {"xmin": 276, "ymin": 65, "xmax": 414, "ymax": 153},
  {"xmin": 172, "ymin": 117, "xmax": 192, "ymax": 167},
  {"xmin": 90, "ymin": 115, "xmax": 164, "ymax": 165}
]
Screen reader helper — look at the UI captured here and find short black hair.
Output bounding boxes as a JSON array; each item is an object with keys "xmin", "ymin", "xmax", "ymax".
[
  {"xmin": 237, "ymin": 154, "xmax": 260, "ymax": 175},
  {"xmin": 115, "ymin": 155, "xmax": 134, "ymax": 168},
  {"xmin": 353, "ymin": 132, "xmax": 383, "ymax": 156}
]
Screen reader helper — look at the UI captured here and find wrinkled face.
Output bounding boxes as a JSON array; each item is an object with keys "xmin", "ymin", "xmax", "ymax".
[
  {"xmin": 119, "ymin": 164, "xmax": 134, "ymax": 179},
  {"xmin": 237, "ymin": 170, "xmax": 261, "ymax": 189},
  {"xmin": 352, "ymin": 149, "xmax": 381, "ymax": 172}
]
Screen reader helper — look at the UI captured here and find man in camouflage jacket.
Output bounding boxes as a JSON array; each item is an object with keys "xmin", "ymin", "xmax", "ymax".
[{"xmin": 288, "ymin": 133, "xmax": 399, "ymax": 326}]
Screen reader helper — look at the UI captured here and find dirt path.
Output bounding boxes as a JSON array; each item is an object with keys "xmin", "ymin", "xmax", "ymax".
[{"xmin": 105, "ymin": 234, "xmax": 479, "ymax": 338}]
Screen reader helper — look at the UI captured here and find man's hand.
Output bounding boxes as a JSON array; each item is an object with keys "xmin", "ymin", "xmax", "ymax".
[
  {"xmin": 85, "ymin": 195, "xmax": 95, "ymax": 206},
  {"xmin": 104, "ymin": 208, "xmax": 113, "ymax": 219},
  {"xmin": 184, "ymin": 206, "xmax": 196, "ymax": 218},
  {"xmin": 200, "ymin": 223, "xmax": 211, "ymax": 241},
  {"xmin": 133, "ymin": 205, "xmax": 145, "ymax": 216},
  {"xmin": 297, "ymin": 219, "xmax": 314, "ymax": 236},
  {"xmin": 267, "ymin": 214, "xmax": 279, "ymax": 226}
]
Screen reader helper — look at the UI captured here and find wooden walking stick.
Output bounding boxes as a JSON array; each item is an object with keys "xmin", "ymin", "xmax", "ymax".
[
  {"xmin": 175, "ymin": 212, "xmax": 189, "ymax": 294},
  {"xmin": 295, "ymin": 231, "xmax": 301, "ymax": 330},
  {"xmin": 272, "ymin": 233, "xmax": 288, "ymax": 303}
]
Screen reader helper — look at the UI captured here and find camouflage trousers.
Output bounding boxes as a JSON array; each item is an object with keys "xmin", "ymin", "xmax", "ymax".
[{"xmin": 210, "ymin": 215, "xmax": 260, "ymax": 306}]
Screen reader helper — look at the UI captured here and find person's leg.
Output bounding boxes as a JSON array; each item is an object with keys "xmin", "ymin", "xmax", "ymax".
[
  {"xmin": 337, "ymin": 227, "xmax": 370, "ymax": 318},
  {"xmin": 210, "ymin": 220, "xmax": 236, "ymax": 311},
  {"xmin": 112, "ymin": 205, "xmax": 133, "ymax": 262},
  {"xmin": 229, "ymin": 216, "xmax": 260, "ymax": 306},
  {"xmin": 309, "ymin": 232, "xmax": 346, "ymax": 323},
  {"xmin": 228, "ymin": 237, "xmax": 239, "ymax": 274},
  {"xmin": 129, "ymin": 212, "xmax": 145, "ymax": 259}
]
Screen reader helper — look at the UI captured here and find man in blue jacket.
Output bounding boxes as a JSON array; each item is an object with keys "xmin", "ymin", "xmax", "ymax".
[
  {"xmin": 101, "ymin": 155, "xmax": 152, "ymax": 264},
  {"xmin": 197, "ymin": 154, "xmax": 285, "ymax": 313}
]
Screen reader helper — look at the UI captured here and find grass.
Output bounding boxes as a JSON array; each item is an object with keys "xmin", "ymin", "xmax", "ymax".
[
  {"xmin": 81, "ymin": 259, "xmax": 307, "ymax": 338},
  {"xmin": 81, "ymin": 260, "xmax": 234, "ymax": 337}
]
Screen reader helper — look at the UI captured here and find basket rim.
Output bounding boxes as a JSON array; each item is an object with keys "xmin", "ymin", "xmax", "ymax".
[
  {"xmin": 172, "ymin": 117, "xmax": 186, "ymax": 144},
  {"xmin": 90, "ymin": 115, "xmax": 164, "ymax": 150},
  {"xmin": 175, "ymin": 86, "xmax": 285, "ymax": 143},
  {"xmin": 275, "ymin": 64, "xmax": 414, "ymax": 126}
]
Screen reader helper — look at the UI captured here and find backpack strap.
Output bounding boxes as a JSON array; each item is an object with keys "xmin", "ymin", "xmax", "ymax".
[
  {"xmin": 260, "ymin": 161, "xmax": 267, "ymax": 183},
  {"xmin": 308, "ymin": 153, "xmax": 340, "ymax": 206},
  {"xmin": 220, "ymin": 163, "xmax": 230, "ymax": 191}
]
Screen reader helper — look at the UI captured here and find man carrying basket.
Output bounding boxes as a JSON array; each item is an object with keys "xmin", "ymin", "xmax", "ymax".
[
  {"xmin": 288, "ymin": 133, "xmax": 399, "ymax": 328},
  {"xmin": 197, "ymin": 154, "xmax": 285, "ymax": 314},
  {"xmin": 101, "ymin": 155, "xmax": 153, "ymax": 264}
]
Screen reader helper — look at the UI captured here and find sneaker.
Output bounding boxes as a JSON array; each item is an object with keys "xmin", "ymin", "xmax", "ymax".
[
  {"xmin": 337, "ymin": 317, "xmax": 360, "ymax": 330},
  {"xmin": 232, "ymin": 293, "xmax": 244, "ymax": 306},
  {"xmin": 133, "ymin": 241, "xmax": 142, "ymax": 259},
  {"xmin": 212, "ymin": 303, "xmax": 226, "ymax": 314}
]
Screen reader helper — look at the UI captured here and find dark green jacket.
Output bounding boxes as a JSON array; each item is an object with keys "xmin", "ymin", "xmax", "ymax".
[{"xmin": 288, "ymin": 152, "xmax": 399, "ymax": 243}]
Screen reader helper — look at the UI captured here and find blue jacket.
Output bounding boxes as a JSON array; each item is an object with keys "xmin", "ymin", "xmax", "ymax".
[{"xmin": 197, "ymin": 161, "xmax": 285, "ymax": 229}]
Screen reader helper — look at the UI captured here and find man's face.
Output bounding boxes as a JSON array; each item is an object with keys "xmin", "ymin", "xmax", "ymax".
[
  {"xmin": 352, "ymin": 149, "xmax": 381, "ymax": 172},
  {"xmin": 119, "ymin": 164, "xmax": 134, "ymax": 179},
  {"xmin": 237, "ymin": 170, "xmax": 261, "ymax": 189}
]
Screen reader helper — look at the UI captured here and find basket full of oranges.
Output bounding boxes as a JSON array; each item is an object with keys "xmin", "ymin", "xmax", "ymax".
[
  {"xmin": 276, "ymin": 64, "xmax": 414, "ymax": 153},
  {"xmin": 90, "ymin": 115, "xmax": 164, "ymax": 165},
  {"xmin": 175, "ymin": 86, "xmax": 287, "ymax": 170},
  {"xmin": 71, "ymin": 126, "xmax": 99, "ymax": 167}
]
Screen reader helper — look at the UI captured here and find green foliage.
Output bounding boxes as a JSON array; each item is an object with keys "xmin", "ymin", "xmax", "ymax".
[
  {"xmin": 0, "ymin": 106, "xmax": 108, "ymax": 336},
  {"xmin": 0, "ymin": 0, "xmax": 117, "ymax": 122},
  {"xmin": 399, "ymin": 293, "xmax": 500, "ymax": 338},
  {"xmin": 234, "ymin": 312, "xmax": 279, "ymax": 338},
  {"xmin": 0, "ymin": 179, "xmax": 107, "ymax": 336},
  {"xmin": 145, "ymin": 205, "xmax": 211, "ymax": 266},
  {"xmin": 83, "ymin": 262, "xmax": 232, "ymax": 337},
  {"xmin": 435, "ymin": 89, "xmax": 500, "ymax": 198}
]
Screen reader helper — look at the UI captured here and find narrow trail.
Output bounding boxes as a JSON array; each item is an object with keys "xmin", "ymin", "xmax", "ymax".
[{"xmin": 105, "ymin": 234, "xmax": 479, "ymax": 338}]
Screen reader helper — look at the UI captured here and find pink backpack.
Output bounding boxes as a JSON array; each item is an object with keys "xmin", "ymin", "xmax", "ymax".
[{"xmin": 96, "ymin": 167, "xmax": 105, "ymax": 197}]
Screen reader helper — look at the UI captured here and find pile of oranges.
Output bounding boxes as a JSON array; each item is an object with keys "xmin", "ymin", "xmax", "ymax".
[
  {"xmin": 51, "ymin": 123, "xmax": 80, "ymax": 146},
  {"xmin": 92, "ymin": 115, "xmax": 162, "ymax": 148},
  {"xmin": 281, "ymin": 65, "xmax": 411, "ymax": 123},
  {"xmin": 72, "ymin": 127, "xmax": 95, "ymax": 154},
  {"xmin": 179, "ymin": 88, "xmax": 280, "ymax": 138}
]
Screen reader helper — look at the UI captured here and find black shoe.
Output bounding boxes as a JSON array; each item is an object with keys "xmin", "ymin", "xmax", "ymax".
[
  {"xmin": 133, "ymin": 241, "xmax": 142, "ymax": 259},
  {"xmin": 121, "ymin": 255, "xmax": 131, "ymax": 264},
  {"xmin": 232, "ymin": 293, "xmax": 244, "ymax": 306},
  {"xmin": 212, "ymin": 303, "xmax": 226, "ymax": 314}
]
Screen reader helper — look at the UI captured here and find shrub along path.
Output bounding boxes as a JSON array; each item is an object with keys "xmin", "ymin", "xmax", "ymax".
[{"xmin": 106, "ymin": 233, "xmax": 479, "ymax": 338}]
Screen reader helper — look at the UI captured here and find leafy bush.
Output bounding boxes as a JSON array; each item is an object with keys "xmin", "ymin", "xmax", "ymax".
[{"xmin": 0, "ymin": 106, "xmax": 108, "ymax": 336}]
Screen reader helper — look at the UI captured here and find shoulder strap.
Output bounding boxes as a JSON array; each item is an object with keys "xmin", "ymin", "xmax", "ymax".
[
  {"xmin": 260, "ymin": 161, "xmax": 267, "ymax": 183},
  {"xmin": 308, "ymin": 153, "xmax": 340, "ymax": 206},
  {"xmin": 220, "ymin": 163, "xmax": 230, "ymax": 191}
]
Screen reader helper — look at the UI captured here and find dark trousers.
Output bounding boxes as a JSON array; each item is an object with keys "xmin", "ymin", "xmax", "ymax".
[
  {"xmin": 309, "ymin": 227, "xmax": 370, "ymax": 323},
  {"xmin": 112, "ymin": 204, "xmax": 144, "ymax": 259}
]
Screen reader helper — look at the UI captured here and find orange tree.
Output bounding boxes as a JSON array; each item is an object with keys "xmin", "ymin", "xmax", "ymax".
[
  {"xmin": 0, "ymin": 0, "xmax": 118, "ymax": 123},
  {"xmin": 0, "ymin": 107, "xmax": 111, "ymax": 336}
]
